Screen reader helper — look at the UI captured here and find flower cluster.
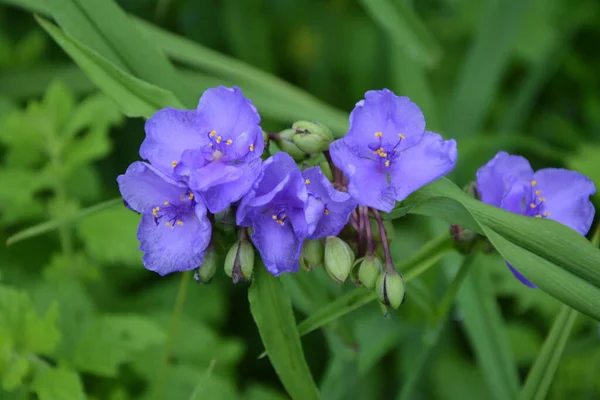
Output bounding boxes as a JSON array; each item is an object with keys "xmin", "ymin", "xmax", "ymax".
[{"xmin": 117, "ymin": 86, "xmax": 595, "ymax": 292}]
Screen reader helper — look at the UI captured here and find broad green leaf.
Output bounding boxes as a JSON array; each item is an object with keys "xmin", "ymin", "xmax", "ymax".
[
  {"xmin": 358, "ymin": 0, "xmax": 441, "ymax": 68},
  {"xmin": 248, "ymin": 264, "xmax": 320, "ymax": 400},
  {"xmin": 76, "ymin": 207, "xmax": 141, "ymax": 266},
  {"xmin": 444, "ymin": 0, "xmax": 531, "ymax": 140},
  {"xmin": 31, "ymin": 366, "xmax": 85, "ymax": 400},
  {"xmin": 1, "ymin": 354, "xmax": 29, "ymax": 391},
  {"xmin": 72, "ymin": 315, "xmax": 166, "ymax": 377},
  {"xmin": 6, "ymin": 198, "xmax": 121, "ymax": 246},
  {"xmin": 36, "ymin": 17, "xmax": 183, "ymax": 118},
  {"xmin": 518, "ymin": 305, "xmax": 577, "ymax": 400},
  {"xmin": 42, "ymin": 0, "xmax": 194, "ymax": 106}
]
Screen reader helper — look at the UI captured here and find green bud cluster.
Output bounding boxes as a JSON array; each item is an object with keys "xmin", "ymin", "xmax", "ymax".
[
  {"xmin": 375, "ymin": 271, "xmax": 406, "ymax": 309},
  {"xmin": 323, "ymin": 236, "xmax": 355, "ymax": 283},
  {"xmin": 291, "ymin": 121, "xmax": 334, "ymax": 154},
  {"xmin": 224, "ymin": 239, "xmax": 255, "ymax": 283}
]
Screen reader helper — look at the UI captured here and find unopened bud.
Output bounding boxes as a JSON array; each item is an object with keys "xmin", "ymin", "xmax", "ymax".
[
  {"xmin": 301, "ymin": 239, "xmax": 324, "ymax": 271},
  {"xmin": 376, "ymin": 271, "xmax": 406, "ymax": 309},
  {"xmin": 358, "ymin": 256, "xmax": 382, "ymax": 290},
  {"xmin": 292, "ymin": 121, "xmax": 334, "ymax": 154},
  {"xmin": 275, "ymin": 129, "xmax": 306, "ymax": 162},
  {"xmin": 324, "ymin": 236, "xmax": 355, "ymax": 283},
  {"xmin": 194, "ymin": 246, "xmax": 217, "ymax": 284},
  {"xmin": 318, "ymin": 159, "xmax": 333, "ymax": 181},
  {"xmin": 224, "ymin": 240, "xmax": 255, "ymax": 283}
]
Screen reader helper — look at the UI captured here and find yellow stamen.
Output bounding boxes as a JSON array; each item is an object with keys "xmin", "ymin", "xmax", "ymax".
[
  {"xmin": 398, "ymin": 133, "xmax": 405, "ymax": 140},
  {"xmin": 385, "ymin": 160, "xmax": 390, "ymax": 167},
  {"xmin": 535, "ymin": 190, "xmax": 541, "ymax": 195},
  {"xmin": 164, "ymin": 201, "xmax": 169, "ymax": 205},
  {"xmin": 535, "ymin": 214, "xmax": 542, "ymax": 218},
  {"xmin": 165, "ymin": 222, "xmax": 171, "ymax": 227},
  {"xmin": 529, "ymin": 203, "xmax": 536, "ymax": 209},
  {"xmin": 324, "ymin": 209, "xmax": 329, "ymax": 216},
  {"xmin": 171, "ymin": 161, "xmax": 178, "ymax": 167},
  {"xmin": 544, "ymin": 211, "xmax": 550, "ymax": 217},
  {"xmin": 216, "ymin": 136, "xmax": 222, "ymax": 144},
  {"xmin": 272, "ymin": 215, "xmax": 277, "ymax": 220},
  {"xmin": 152, "ymin": 207, "xmax": 160, "ymax": 217},
  {"xmin": 277, "ymin": 220, "xmax": 285, "ymax": 226},
  {"xmin": 188, "ymin": 193, "xmax": 194, "ymax": 200},
  {"xmin": 210, "ymin": 130, "xmax": 217, "ymax": 137},
  {"xmin": 531, "ymin": 180, "xmax": 537, "ymax": 186},
  {"xmin": 305, "ymin": 179, "xmax": 310, "ymax": 184},
  {"xmin": 375, "ymin": 132, "xmax": 383, "ymax": 137},
  {"xmin": 176, "ymin": 220, "xmax": 184, "ymax": 226},
  {"xmin": 226, "ymin": 139, "xmax": 233, "ymax": 145},
  {"xmin": 540, "ymin": 197, "xmax": 546, "ymax": 202},
  {"xmin": 249, "ymin": 143, "xmax": 255, "ymax": 151}
]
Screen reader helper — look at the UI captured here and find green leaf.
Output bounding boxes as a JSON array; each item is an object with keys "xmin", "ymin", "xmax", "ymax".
[
  {"xmin": 76, "ymin": 206, "xmax": 141, "ymax": 265},
  {"xmin": 72, "ymin": 315, "xmax": 166, "ymax": 377},
  {"xmin": 518, "ymin": 305, "xmax": 577, "ymax": 400},
  {"xmin": 358, "ymin": 0, "xmax": 441, "ymax": 68},
  {"xmin": 1, "ymin": 354, "xmax": 29, "ymax": 391},
  {"xmin": 6, "ymin": 198, "xmax": 121, "ymax": 246},
  {"xmin": 248, "ymin": 264, "xmax": 320, "ymax": 400},
  {"xmin": 31, "ymin": 366, "xmax": 86, "ymax": 400},
  {"xmin": 36, "ymin": 17, "xmax": 183, "ymax": 118},
  {"xmin": 42, "ymin": 0, "xmax": 194, "ymax": 106}
]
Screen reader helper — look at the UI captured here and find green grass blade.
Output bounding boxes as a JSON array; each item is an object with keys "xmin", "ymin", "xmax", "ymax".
[
  {"xmin": 248, "ymin": 265, "xmax": 320, "ymax": 400},
  {"xmin": 6, "ymin": 198, "xmax": 121, "ymax": 245},
  {"xmin": 37, "ymin": 17, "xmax": 184, "ymax": 117},
  {"xmin": 42, "ymin": 0, "xmax": 194, "ymax": 106},
  {"xmin": 444, "ymin": 0, "xmax": 531, "ymax": 140},
  {"xmin": 517, "ymin": 305, "xmax": 577, "ymax": 400}
]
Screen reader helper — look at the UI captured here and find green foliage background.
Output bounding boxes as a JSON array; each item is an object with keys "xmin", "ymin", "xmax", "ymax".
[{"xmin": 1, "ymin": 0, "xmax": 600, "ymax": 399}]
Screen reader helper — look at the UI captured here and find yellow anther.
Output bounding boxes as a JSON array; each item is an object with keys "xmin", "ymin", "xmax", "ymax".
[
  {"xmin": 540, "ymin": 197, "xmax": 546, "ymax": 202},
  {"xmin": 531, "ymin": 180, "xmax": 537, "ymax": 186},
  {"xmin": 375, "ymin": 132, "xmax": 383, "ymax": 137},
  {"xmin": 249, "ymin": 143, "xmax": 255, "ymax": 151},
  {"xmin": 535, "ymin": 190, "xmax": 541, "ymax": 195},
  {"xmin": 152, "ymin": 207, "xmax": 160, "ymax": 217},
  {"xmin": 188, "ymin": 193, "xmax": 194, "ymax": 200},
  {"xmin": 398, "ymin": 133, "xmax": 405, "ymax": 140},
  {"xmin": 385, "ymin": 160, "xmax": 391, "ymax": 167},
  {"xmin": 226, "ymin": 139, "xmax": 233, "ymax": 145},
  {"xmin": 272, "ymin": 215, "xmax": 278, "ymax": 220},
  {"xmin": 305, "ymin": 179, "xmax": 310, "ymax": 184},
  {"xmin": 535, "ymin": 214, "xmax": 542, "ymax": 218},
  {"xmin": 210, "ymin": 130, "xmax": 217, "ymax": 137},
  {"xmin": 529, "ymin": 203, "xmax": 536, "ymax": 209},
  {"xmin": 544, "ymin": 211, "xmax": 550, "ymax": 217},
  {"xmin": 277, "ymin": 220, "xmax": 285, "ymax": 226},
  {"xmin": 164, "ymin": 201, "xmax": 169, "ymax": 205},
  {"xmin": 165, "ymin": 222, "xmax": 171, "ymax": 227},
  {"xmin": 176, "ymin": 220, "xmax": 184, "ymax": 226},
  {"xmin": 172, "ymin": 161, "xmax": 178, "ymax": 167},
  {"xmin": 216, "ymin": 136, "xmax": 222, "ymax": 144},
  {"xmin": 324, "ymin": 209, "xmax": 329, "ymax": 216}
]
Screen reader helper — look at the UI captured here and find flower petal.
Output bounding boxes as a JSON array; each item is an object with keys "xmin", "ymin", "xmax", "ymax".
[
  {"xmin": 138, "ymin": 204, "xmax": 211, "ymax": 275},
  {"xmin": 117, "ymin": 162, "xmax": 187, "ymax": 213},
  {"xmin": 250, "ymin": 213, "xmax": 302, "ymax": 275},
  {"xmin": 476, "ymin": 151, "xmax": 534, "ymax": 209},
  {"xmin": 140, "ymin": 108, "xmax": 200, "ymax": 175},
  {"xmin": 506, "ymin": 262, "xmax": 536, "ymax": 288},
  {"xmin": 345, "ymin": 89, "xmax": 425, "ymax": 154},
  {"xmin": 302, "ymin": 166, "xmax": 357, "ymax": 238},
  {"xmin": 390, "ymin": 131, "xmax": 457, "ymax": 202},
  {"xmin": 330, "ymin": 139, "xmax": 395, "ymax": 212},
  {"xmin": 533, "ymin": 168, "xmax": 596, "ymax": 235}
]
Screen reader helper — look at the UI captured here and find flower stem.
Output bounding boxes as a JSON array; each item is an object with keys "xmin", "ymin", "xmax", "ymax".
[
  {"xmin": 153, "ymin": 270, "xmax": 191, "ymax": 399},
  {"xmin": 361, "ymin": 206, "xmax": 374, "ymax": 255},
  {"xmin": 371, "ymin": 209, "xmax": 395, "ymax": 274},
  {"xmin": 357, "ymin": 207, "xmax": 366, "ymax": 256}
]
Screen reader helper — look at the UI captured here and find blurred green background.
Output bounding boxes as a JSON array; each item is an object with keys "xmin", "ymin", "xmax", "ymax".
[{"xmin": 1, "ymin": 0, "xmax": 599, "ymax": 399}]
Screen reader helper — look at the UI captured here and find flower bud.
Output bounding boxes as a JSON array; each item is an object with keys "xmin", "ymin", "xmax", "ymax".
[
  {"xmin": 323, "ymin": 236, "xmax": 355, "ymax": 283},
  {"xmin": 376, "ymin": 271, "xmax": 406, "ymax": 309},
  {"xmin": 318, "ymin": 159, "xmax": 333, "ymax": 181},
  {"xmin": 358, "ymin": 255, "xmax": 382, "ymax": 290},
  {"xmin": 224, "ymin": 240, "xmax": 255, "ymax": 283},
  {"xmin": 292, "ymin": 121, "xmax": 334, "ymax": 154},
  {"xmin": 301, "ymin": 239, "xmax": 324, "ymax": 271},
  {"xmin": 194, "ymin": 246, "xmax": 217, "ymax": 284},
  {"xmin": 275, "ymin": 129, "xmax": 306, "ymax": 162}
]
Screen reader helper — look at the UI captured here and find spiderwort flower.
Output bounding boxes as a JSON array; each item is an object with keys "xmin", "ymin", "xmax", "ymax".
[
  {"xmin": 302, "ymin": 166, "xmax": 357, "ymax": 239},
  {"xmin": 140, "ymin": 86, "xmax": 264, "ymax": 214},
  {"xmin": 477, "ymin": 151, "xmax": 596, "ymax": 287},
  {"xmin": 237, "ymin": 152, "xmax": 310, "ymax": 275},
  {"xmin": 330, "ymin": 89, "xmax": 457, "ymax": 212},
  {"xmin": 117, "ymin": 162, "xmax": 211, "ymax": 275}
]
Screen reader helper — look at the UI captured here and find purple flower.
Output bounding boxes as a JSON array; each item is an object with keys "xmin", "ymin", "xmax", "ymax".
[
  {"xmin": 330, "ymin": 89, "xmax": 457, "ymax": 212},
  {"xmin": 302, "ymin": 166, "xmax": 357, "ymax": 239},
  {"xmin": 140, "ymin": 86, "xmax": 264, "ymax": 214},
  {"xmin": 237, "ymin": 152, "xmax": 309, "ymax": 275},
  {"xmin": 477, "ymin": 151, "xmax": 596, "ymax": 287},
  {"xmin": 117, "ymin": 162, "xmax": 211, "ymax": 275}
]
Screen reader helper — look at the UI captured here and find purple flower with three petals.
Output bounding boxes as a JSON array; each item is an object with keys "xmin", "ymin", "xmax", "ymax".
[
  {"xmin": 330, "ymin": 89, "xmax": 457, "ymax": 212},
  {"xmin": 477, "ymin": 151, "xmax": 596, "ymax": 287},
  {"xmin": 302, "ymin": 166, "xmax": 357, "ymax": 239},
  {"xmin": 140, "ymin": 86, "xmax": 264, "ymax": 213},
  {"xmin": 117, "ymin": 162, "xmax": 212, "ymax": 275}
]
